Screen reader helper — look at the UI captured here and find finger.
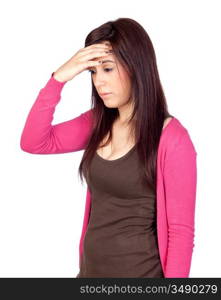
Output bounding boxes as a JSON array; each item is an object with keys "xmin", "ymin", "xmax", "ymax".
[
  {"xmin": 80, "ymin": 46, "xmax": 110, "ymax": 56},
  {"xmin": 91, "ymin": 42, "xmax": 110, "ymax": 48},
  {"xmin": 84, "ymin": 60, "xmax": 102, "ymax": 71},
  {"xmin": 88, "ymin": 44, "xmax": 112, "ymax": 52},
  {"xmin": 87, "ymin": 48, "xmax": 112, "ymax": 55},
  {"xmin": 79, "ymin": 50, "xmax": 111, "ymax": 61},
  {"xmin": 84, "ymin": 44, "xmax": 110, "ymax": 51},
  {"xmin": 87, "ymin": 60, "xmax": 102, "ymax": 67}
]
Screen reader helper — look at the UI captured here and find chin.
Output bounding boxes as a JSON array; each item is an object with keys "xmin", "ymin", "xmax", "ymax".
[
  {"xmin": 102, "ymin": 99, "xmax": 118, "ymax": 108},
  {"xmin": 104, "ymin": 103, "xmax": 119, "ymax": 109}
]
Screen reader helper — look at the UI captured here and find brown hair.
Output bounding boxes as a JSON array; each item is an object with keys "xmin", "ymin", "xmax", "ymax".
[{"xmin": 78, "ymin": 17, "xmax": 173, "ymax": 190}]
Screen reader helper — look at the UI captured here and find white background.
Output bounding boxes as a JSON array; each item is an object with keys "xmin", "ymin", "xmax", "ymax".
[{"xmin": 0, "ymin": 0, "xmax": 220, "ymax": 277}]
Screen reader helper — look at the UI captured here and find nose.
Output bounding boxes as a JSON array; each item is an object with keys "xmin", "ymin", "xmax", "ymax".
[{"xmin": 93, "ymin": 70, "xmax": 107, "ymax": 88}]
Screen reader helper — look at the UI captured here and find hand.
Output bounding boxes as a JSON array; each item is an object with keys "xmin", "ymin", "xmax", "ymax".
[{"xmin": 53, "ymin": 43, "xmax": 112, "ymax": 82}]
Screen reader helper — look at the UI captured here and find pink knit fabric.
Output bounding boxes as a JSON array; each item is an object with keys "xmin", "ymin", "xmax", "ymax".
[{"xmin": 20, "ymin": 73, "xmax": 197, "ymax": 278}]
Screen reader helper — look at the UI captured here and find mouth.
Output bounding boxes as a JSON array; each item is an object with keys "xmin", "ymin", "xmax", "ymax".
[{"xmin": 100, "ymin": 93, "xmax": 112, "ymax": 97}]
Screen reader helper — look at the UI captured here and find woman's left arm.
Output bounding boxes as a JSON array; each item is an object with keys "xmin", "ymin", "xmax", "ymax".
[{"xmin": 163, "ymin": 130, "xmax": 197, "ymax": 277}]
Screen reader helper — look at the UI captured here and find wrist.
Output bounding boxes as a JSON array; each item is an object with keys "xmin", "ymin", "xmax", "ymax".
[{"xmin": 52, "ymin": 72, "xmax": 67, "ymax": 83}]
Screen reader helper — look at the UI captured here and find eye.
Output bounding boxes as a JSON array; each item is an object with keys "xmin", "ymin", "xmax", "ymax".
[
  {"xmin": 87, "ymin": 68, "xmax": 113, "ymax": 74},
  {"xmin": 104, "ymin": 68, "xmax": 113, "ymax": 72}
]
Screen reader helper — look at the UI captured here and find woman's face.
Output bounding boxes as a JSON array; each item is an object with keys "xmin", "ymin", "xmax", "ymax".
[{"xmin": 88, "ymin": 41, "xmax": 132, "ymax": 109}]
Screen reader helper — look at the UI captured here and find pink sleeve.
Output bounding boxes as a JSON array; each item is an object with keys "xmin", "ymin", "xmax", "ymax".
[
  {"xmin": 20, "ymin": 73, "xmax": 93, "ymax": 154},
  {"xmin": 163, "ymin": 130, "xmax": 197, "ymax": 277}
]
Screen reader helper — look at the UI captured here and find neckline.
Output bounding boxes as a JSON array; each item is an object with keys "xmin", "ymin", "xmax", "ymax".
[
  {"xmin": 95, "ymin": 143, "xmax": 137, "ymax": 163},
  {"xmin": 95, "ymin": 116, "xmax": 176, "ymax": 163}
]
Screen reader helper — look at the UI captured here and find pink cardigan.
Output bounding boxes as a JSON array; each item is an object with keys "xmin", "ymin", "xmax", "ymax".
[{"xmin": 20, "ymin": 73, "xmax": 197, "ymax": 278}]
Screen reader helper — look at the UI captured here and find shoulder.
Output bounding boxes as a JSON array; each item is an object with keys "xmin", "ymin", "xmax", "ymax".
[
  {"xmin": 163, "ymin": 116, "xmax": 188, "ymax": 136},
  {"xmin": 163, "ymin": 117, "xmax": 173, "ymax": 130},
  {"xmin": 160, "ymin": 116, "xmax": 197, "ymax": 155}
]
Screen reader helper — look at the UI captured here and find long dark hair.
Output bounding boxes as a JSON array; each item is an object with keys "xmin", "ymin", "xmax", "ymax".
[{"xmin": 78, "ymin": 17, "xmax": 173, "ymax": 191}]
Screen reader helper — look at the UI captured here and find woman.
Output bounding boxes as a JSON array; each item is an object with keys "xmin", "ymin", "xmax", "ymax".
[{"xmin": 20, "ymin": 18, "xmax": 197, "ymax": 278}]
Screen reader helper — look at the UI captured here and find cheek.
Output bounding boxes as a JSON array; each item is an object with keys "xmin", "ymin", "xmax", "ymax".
[
  {"xmin": 110, "ymin": 67, "xmax": 131, "ymax": 96},
  {"xmin": 118, "ymin": 69, "xmax": 131, "ymax": 89},
  {"xmin": 118, "ymin": 77, "xmax": 131, "ymax": 98}
]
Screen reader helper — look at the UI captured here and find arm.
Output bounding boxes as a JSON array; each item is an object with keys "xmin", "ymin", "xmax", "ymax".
[
  {"xmin": 20, "ymin": 73, "xmax": 93, "ymax": 154},
  {"xmin": 163, "ymin": 130, "xmax": 197, "ymax": 277}
]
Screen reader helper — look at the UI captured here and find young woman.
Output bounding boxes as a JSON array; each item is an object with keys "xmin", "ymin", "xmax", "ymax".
[{"xmin": 20, "ymin": 18, "xmax": 197, "ymax": 278}]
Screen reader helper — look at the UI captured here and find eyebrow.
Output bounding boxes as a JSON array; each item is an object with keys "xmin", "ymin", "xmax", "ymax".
[
  {"xmin": 89, "ymin": 60, "xmax": 115, "ymax": 71},
  {"xmin": 100, "ymin": 59, "xmax": 115, "ymax": 64}
]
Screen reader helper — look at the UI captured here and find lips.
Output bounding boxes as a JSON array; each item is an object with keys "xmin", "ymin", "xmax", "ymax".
[{"xmin": 100, "ymin": 92, "xmax": 112, "ymax": 96}]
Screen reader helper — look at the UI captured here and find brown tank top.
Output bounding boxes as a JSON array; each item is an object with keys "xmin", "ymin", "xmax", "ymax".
[{"xmin": 76, "ymin": 144, "xmax": 164, "ymax": 278}]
